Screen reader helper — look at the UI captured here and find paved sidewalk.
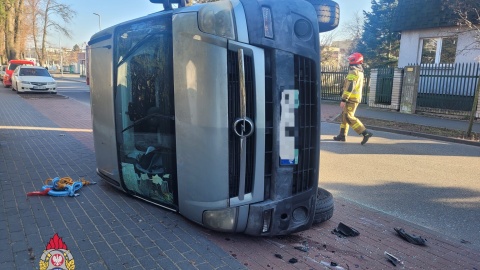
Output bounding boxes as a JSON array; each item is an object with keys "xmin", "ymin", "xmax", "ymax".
[
  {"xmin": 1, "ymin": 84, "xmax": 479, "ymax": 270},
  {"xmin": 204, "ymin": 196, "xmax": 480, "ymax": 270},
  {"xmin": 321, "ymin": 100, "xmax": 480, "ymax": 147},
  {"xmin": 0, "ymin": 88, "xmax": 244, "ymax": 269}
]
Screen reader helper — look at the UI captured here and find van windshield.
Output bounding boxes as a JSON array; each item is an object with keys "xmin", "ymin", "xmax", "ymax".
[{"xmin": 114, "ymin": 15, "xmax": 177, "ymax": 208}]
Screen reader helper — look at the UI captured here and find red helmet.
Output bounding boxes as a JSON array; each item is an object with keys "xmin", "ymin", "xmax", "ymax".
[{"xmin": 348, "ymin": 52, "xmax": 364, "ymax": 64}]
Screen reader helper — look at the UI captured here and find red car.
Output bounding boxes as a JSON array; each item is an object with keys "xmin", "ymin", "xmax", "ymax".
[{"xmin": 3, "ymin": 59, "xmax": 35, "ymax": 87}]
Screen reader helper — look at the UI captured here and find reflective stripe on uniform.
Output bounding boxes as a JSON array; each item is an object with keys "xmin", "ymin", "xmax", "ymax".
[
  {"xmin": 346, "ymin": 74, "xmax": 358, "ymax": 81},
  {"xmin": 352, "ymin": 122, "xmax": 362, "ymax": 129}
]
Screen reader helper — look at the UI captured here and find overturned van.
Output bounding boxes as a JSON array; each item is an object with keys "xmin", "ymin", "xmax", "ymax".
[{"xmin": 88, "ymin": 0, "xmax": 339, "ymax": 236}]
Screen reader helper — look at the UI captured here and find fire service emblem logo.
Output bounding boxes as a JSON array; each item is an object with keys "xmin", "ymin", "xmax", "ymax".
[{"xmin": 39, "ymin": 233, "xmax": 75, "ymax": 270}]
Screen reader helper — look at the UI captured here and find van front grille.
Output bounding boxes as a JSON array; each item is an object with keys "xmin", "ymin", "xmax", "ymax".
[
  {"xmin": 292, "ymin": 55, "xmax": 317, "ymax": 194},
  {"xmin": 227, "ymin": 50, "xmax": 255, "ymax": 198}
]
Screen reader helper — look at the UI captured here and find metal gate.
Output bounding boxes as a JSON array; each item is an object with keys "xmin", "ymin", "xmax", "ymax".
[
  {"xmin": 375, "ymin": 67, "xmax": 394, "ymax": 105},
  {"xmin": 321, "ymin": 66, "xmax": 369, "ymax": 104}
]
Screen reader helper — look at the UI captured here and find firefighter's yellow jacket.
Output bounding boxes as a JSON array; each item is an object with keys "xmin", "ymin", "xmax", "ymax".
[{"xmin": 341, "ymin": 64, "xmax": 364, "ymax": 103}]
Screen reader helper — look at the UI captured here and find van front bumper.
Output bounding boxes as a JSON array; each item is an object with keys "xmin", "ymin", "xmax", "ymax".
[{"xmin": 243, "ymin": 189, "xmax": 316, "ymax": 236}]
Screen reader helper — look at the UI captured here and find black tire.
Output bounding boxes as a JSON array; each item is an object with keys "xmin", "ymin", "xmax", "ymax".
[{"xmin": 313, "ymin": 187, "xmax": 334, "ymax": 224}]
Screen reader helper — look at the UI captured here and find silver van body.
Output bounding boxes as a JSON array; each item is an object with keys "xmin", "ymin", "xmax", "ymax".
[{"xmin": 89, "ymin": 0, "xmax": 338, "ymax": 236}]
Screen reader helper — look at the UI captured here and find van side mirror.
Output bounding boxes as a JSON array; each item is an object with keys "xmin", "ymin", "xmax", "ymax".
[{"xmin": 307, "ymin": 0, "xmax": 340, "ymax": 33}]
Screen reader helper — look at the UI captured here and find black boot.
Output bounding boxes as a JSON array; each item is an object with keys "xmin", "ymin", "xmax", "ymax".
[
  {"xmin": 333, "ymin": 128, "xmax": 346, "ymax": 141},
  {"xmin": 333, "ymin": 135, "xmax": 346, "ymax": 141},
  {"xmin": 361, "ymin": 130, "xmax": 373, "ymax": 145}
]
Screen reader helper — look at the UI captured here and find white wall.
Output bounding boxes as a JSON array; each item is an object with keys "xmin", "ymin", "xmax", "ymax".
[{"xmin": 398, "ymin": 26, "xmax": 480, "ymax": 67}]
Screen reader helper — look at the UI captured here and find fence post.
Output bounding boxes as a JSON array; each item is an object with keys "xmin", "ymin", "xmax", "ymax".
[
  {"xmin": 391, "ymin": 68, "xmax": 404, "ymax": 111},
  {"xmin": 400, "ymin": 66, "xmax": 420, "ymax": 114},
  {"xmin": 368, "ymin": 69, "xmax": 378, "ymax": 106},
  {"xmin": 466, "ymin": 77, "xmax": 480, "ymax": 138}
]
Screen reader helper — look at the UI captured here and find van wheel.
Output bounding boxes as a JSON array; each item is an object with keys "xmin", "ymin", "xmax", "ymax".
[{"xmin": 313, "ymin": 188, "xmax": 334, "ymax": 224}]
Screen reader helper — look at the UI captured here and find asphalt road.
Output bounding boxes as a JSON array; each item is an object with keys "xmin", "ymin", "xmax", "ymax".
[
  {"xmin": 56, "ymin": 78, "xmax": 90, "ymax": 105},
  {"xmin": 54, "ymin": 79, "xmax": 480, "ymax": 249},
  {"xmin": 320, "ymin": 122, "xmax": 480, "ymax": 248}
]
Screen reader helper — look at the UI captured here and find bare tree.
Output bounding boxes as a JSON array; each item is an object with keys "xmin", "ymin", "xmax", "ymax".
[
  {"xmin": 449, "ymin": 0, "xmax": 480, "ymax": 137},
  {"xmin": 319, "ymin": 30, "xmax": 341, "ymax": 66},
  {"xmin": 3, "ymin": 0, "xmax": 25, "ymax": 61},
  {"xmin": 25, "ymin": 0, "xmax": 76, "ymax": 66},
  {"xmin": 341, "ymin": 12, "xmax": 363, "ymax": 55},
  {"xmin": 0, "ymin": 3, "xmax": 5, "ymax": 63},
  {"xmin": 452, "ymin": 0, "xmax": 480, "ymax": 55},
  {"xmin": 320, "ymin": 12, "xmax": 364, "ymax": 67}
]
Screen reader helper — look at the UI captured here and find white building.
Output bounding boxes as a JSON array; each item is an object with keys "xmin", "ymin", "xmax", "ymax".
[{"xmin": 393, "ymin": 0, "xmax": 480, "ymax": 67}]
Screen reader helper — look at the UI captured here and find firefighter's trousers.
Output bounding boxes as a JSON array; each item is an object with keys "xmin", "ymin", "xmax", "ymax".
[{"xmin": 339, "ymin": 102, "xmax": 366, "ymax": 135}]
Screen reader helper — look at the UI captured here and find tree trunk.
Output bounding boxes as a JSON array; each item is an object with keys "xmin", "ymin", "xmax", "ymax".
[
  {"xmin": 4, "ymin": 0, "xmax": 24, "ymax": 60},
  {"xmin": 39, "ymin": 0, "xmax": 51, "ymax": 67},
  {"xmin": 1, "ymin": 2, "xmax": 6, "ymax": 63}
]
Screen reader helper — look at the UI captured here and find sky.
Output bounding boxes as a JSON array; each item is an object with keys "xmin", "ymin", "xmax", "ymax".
[{"xmin": 53, "ymin": 0, "xmax": 372, "ymax": 49}]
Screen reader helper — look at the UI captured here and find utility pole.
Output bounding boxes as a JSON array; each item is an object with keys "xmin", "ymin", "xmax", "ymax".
[
  {"xmin": 60, "ymin": 48, "xmax": 63, "ymax": 77},
  {"xmin": 93, "ymin": 13, "xmax": 102, "ymax": 31}
]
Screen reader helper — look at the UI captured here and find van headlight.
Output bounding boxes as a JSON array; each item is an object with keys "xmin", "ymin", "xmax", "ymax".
[
  {"xmin": 203, "ymin": 207, "xmax": 237, "ymax": 232},
  {"xmin": 198, "ymin": 1, "xmax": 235, "ymax": 39}
]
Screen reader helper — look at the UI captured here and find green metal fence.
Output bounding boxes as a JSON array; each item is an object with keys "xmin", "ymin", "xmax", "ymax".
[
  {"xmin": 320, "ymin": 66, "xmax": 369, "ymax": 104},
  {"xmin": 416, "ymin": 63, "xmax": 480, "ymax": 115},
  {"xmin": 375, "ymin": 67, "xmax": 394, "ymax": 105}
]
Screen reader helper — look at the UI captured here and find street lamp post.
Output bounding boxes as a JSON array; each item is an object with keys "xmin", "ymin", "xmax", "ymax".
[{"xmin": 93, "ymin": 13, "xmax": 101, "ymax": 31}]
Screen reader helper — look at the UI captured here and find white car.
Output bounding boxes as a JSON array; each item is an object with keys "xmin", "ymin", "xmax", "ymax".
[
  {"xmin": 12, "ymin": 66, "xmax": 57, "ymax": 94},
  {"xmin": 0, "ymin": 65, "xmax": 6, "ymax": 81}
]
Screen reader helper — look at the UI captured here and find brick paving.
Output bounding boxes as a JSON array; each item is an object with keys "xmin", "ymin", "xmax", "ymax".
[
  {"xmin": 1, "ymin": 82, "xmax": 479, "ymax": 270},
  {"xmin": 202, "ymin": 197, "xmax": 480, "ymax": 269},
  {"xmin": 0, "ymin": 89, "xmax": 245, "ymax": 269},
  {"xmin": 196, "ymin": 102, "xmax": 480, "ymax": 270}
]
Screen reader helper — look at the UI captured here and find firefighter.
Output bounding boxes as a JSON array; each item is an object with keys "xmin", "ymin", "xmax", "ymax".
[{"xmin": 333, "ymin": 52, "xmax": 373, "ymax": 145}]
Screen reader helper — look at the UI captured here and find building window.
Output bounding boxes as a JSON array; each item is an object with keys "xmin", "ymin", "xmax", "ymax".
[{"xmin": 419, "ymin": 37, "xmax": 457, "ymax": 64}]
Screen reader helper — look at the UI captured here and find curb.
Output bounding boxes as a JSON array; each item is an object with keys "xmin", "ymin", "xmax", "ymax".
[
  {"xmin": 324, "ymin": 111, "xmax": 480, "ymax": 147},
  {"xmin": 52, "ymin": 75, "xmax": 86, "ymax": 83},
  {"xmin": 365, "ymin": 124, "xmax": 480, "ymax": 147}
]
